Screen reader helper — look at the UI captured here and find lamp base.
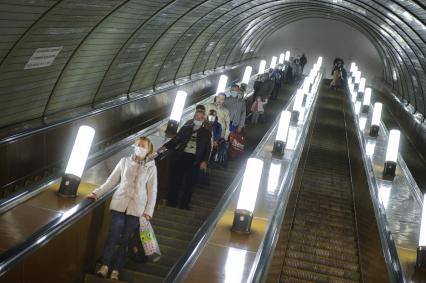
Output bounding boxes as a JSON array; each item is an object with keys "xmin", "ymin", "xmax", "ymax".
[
  {"xmin": 58, "ymin": 174, "xmax": 80, "ymax": 197},
  {"xmin": 416, "ymin": 247, "xmax": 426, "ymax": 269},
  {"xmin": 302, "ymin": 94, "xmax": 307, "ymax": 107},
  {"xmin": 291, "ymin": 110, "xmax": 300, "ymax": 124},
  {"xmin": 383, "ymin": 161, "xmax": 396, "ymax": 179},
  {"xmin": 369, "ymin": 125, "xmax": 379, "ymax": 137},
  {"xmin": 272, "ymin": 140, "xmax": 286, "ymax": 156},
  {"xmin": 231, "ymin": 209, "xmax": 253, "ymax": 234},
  {"xmin": 165, "ymin": 120, "xmax": 179, "ymax": 137},
  {"xmin": 354, "ymin": 83, "xmax": 359, "ymax": 94},
  {"xmin": 362, "ymin": 105, "xmax": 369, "ymax": 114}
]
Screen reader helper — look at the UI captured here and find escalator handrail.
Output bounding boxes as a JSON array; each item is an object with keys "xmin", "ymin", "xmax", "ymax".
[{"xmin": 163, "ymin": 79, "xmax": 304, "ymax": 283}]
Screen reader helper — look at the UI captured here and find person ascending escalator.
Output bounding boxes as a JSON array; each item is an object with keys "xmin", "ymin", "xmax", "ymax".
[{"xmin": 88, "ymin": 137, "xmax": 158, "ymax": 281}]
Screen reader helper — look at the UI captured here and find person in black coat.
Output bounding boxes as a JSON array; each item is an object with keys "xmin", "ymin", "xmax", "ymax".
[
  {"xmin": 161, "ymin": 110, "xmax": 212, "ymax": 209},
  {"xmin": 300, "ymin": 53, "xmax": 307, "ymax": 72}
]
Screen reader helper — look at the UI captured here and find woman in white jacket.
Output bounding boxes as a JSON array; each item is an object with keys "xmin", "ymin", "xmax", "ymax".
[{"xmin": 89, "ymin": 136, "xmax": 157, "ymax": 281}]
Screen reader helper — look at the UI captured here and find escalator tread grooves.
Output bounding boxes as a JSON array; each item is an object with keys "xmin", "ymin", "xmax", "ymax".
[{"xmin": 278, "ymin": 89, "xmax": 361, "ymax": 283}]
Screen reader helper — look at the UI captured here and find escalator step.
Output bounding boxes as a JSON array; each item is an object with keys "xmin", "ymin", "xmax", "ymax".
[
  {"xmin": 284, "ymin": 257, "xmax": 360, "ymax": 281},
  {"xmin": 286, "ymin": 249, "xmax": 359, "ymax": 272},
  {"xmin": 121, "ymin": 269, "xmax": 163, "ymax": 283},
  {"xmin": 281, "ymin": 266, "xmax": 359, "ymax": 283}
]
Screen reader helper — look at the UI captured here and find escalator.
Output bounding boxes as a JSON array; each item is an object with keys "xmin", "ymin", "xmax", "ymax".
[
  {"xmin": 268, "ymin": 86, "xmax": 361, "ymax": 282},
  {"xmin": 82, "ymin": 85, "xmax": 296, "ymax": 283}
]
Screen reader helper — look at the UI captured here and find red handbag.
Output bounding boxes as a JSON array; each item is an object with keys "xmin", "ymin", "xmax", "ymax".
[{"xmin": 229, "ymin": 132, "xmax": 245, "ymax": 159}]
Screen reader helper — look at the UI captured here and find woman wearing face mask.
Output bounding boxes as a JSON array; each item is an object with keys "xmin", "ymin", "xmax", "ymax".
[{"xmin": 88, "ymin": 137, "xmax": 157, "ymax": 281}]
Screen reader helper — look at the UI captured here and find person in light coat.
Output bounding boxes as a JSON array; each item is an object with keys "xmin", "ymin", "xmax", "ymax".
[
  {"xmin": 205, "ymin": 92, "xmax": 231, "ymax": 140},
  {"xmin": 89, "ymin": 136, "xmax": 157, "ymax": 281}
]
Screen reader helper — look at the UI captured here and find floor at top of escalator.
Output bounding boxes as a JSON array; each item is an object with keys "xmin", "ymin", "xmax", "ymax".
[{"xmin": 84, "ymin": 83, "xmax": 298, "ymax": 283}]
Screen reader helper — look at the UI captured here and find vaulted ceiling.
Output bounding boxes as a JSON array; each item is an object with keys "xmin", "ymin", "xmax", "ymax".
[{"xmin": 0, "ymin": 0, "xmax": 425, "ymax": 129}]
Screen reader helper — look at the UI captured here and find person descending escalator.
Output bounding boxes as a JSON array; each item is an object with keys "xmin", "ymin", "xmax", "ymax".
[
  {"xmin": 270, "ymin": 68, "xmax": 282, "ymax": 100},
  {"xmin": 300, "ymin": 53, "xmax": 307, "ymax": 73},
  {"xmin": 161, "ymin": 110, "xmax": 212, "ymax": 210},
  {"xmin": 88, "ymin": 137, "xmax": 158, "ymax": 281},
  {"xmin": 224, "ymin": 84, "xmax": 246, "ymax": 134},
  {"xmin": 208, "ymin": 109, "xmax": 222, "ymax": 163},
  {"xmin": 184, "ymin": 104, "xmax": 212, "ymax": 132}
]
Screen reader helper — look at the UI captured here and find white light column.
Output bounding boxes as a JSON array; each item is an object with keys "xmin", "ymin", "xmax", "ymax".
[
  {"xmin": 216, "ymin": 75, "xmax": 228, "ymax": 95},
  {"xmin": 58, "ymin": 125, "xmax": 96, "ymax": 197},
  {"xmin": 241, "ymin": 66, "xmax": 252, "ymax": 85},
  {"xmin": 370, "ymin": 102, "xmax": 382, "ymax": 137},
  {"xmin": 166, "ymin": 90, "xmax": 188, "ymax": 135},
  {"xmin": 258, "ymin": 60, "xmax": 266, "ymax": 74},
  {"xmin": 362, "ymin": 88, "xmax": 371, "ymax": 113},
  {"xmin": 270, "ymin": 56, "xmax": 277, "ymax": 69},
  {"xmin": 383, "ymin": 129, "xmax": 400, "ymax": 178},
  {"xmin": 232, "ymin": 158, "xmax": 264, "ymax": 233},
  {"xmin": 273, "ymin": 111, "xmax": 291, "ymax": 155},
  {"xmin": 278, "ymin": 53, "xmax": 285, "ymax": 64},
  {"xmin": 416, "ymin": 194, "xmax": 426, "ymax": 269},
  {"xmin": 291, "ymin": 89, "xmax": 304, "ymax": 123},
  {"xmin": 284, "ymin": 51, "xmax": 290, "ymax": 62}
]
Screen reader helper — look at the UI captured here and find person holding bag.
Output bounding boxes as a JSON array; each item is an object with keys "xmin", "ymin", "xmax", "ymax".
[{"xmin": 88, "ymin": 136, "xmax": 157, "ymax": 281}]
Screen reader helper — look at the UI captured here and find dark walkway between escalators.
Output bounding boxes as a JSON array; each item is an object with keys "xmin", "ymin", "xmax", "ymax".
[
  {"xmin": 267, "ymin": 83, "xmax": 361, "ymax": 282},
  {"xmin": 84, "ymin": 83, "xmax": 297, "ymax": 283}
]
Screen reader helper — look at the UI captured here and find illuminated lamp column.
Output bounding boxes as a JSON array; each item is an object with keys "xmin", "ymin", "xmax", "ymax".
[
  {"xmin": 370, "ymin": 102, "xmax": 382, "ymax": 137},
  {"xmin": 291, "ymin": 89, "xmax": 304, "ymax": 123},
  {"xmin": 362, "ymin": 88, "xmax": 371, "ymax": 113},
  {"xmin": 258, "ymin": 60, "xmax": 266, "ymax": 74},
  {"xmin": 284, "ymin": 50, "xmax": 291, "ymax": 62},
  {"xmin": 166, "ymin": 90, "xmax": 188, "ymax": 135},
  {"xmin": 278, "ymin": 53, "xmax": 285, "ymax": 64},
  {"xmin": 272, "ymin": 111, "xmax": 291, "ymax": 155},
  {"xmin": 383, "ymin": 129, "xmax": 400, "ymax": 179},
  {"xmin": 241, "ymin": 66, "xmax": 252, "ymax": 85},
  {"xmin": 58, "ymin": 125, "xmax": 95, "ymax": 197},
  {"xmin": 416, "ymin": 194, "xmax": 426, "ymax": 269},
  {"xmin": 270, "ymin": 56, "xmax": 277, "ymax": 69},
  {"xmin": 232, "ymin": 158, "xmax": 264, "ymax": 233},
  {"xmin": 357, "ymin": 77, "xmax": 366, "ymax": 100},
  {"xmin": 215, "ymin": 75, "xmax": 228, "ymax": 95}
]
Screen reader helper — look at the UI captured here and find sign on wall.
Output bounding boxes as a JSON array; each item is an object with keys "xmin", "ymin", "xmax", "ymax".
[{"xmin": 24, "ymin": 46, "xmax": 63, "ymax": 70}]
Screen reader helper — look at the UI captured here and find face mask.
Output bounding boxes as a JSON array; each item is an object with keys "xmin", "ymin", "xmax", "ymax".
[
  {"xmin": 208, "ymin": 115, "xmax": 215, "ymax": 122},
  {"xmin": 237, "ymin": 93, "xmax": 243, "ymax": 99},
  {"xmin": 134, "ymin": 146, "xmax": 147, "ymax": 158},
  {"xmin": 216, "ymin": 101, "xmax": 223, "ymax": 106},
  {"xmin": 225, "ymin": 92, "xmax": 231, "ymax": 98},
  {"xmin": 194, "ymin": 120, "xmax": 203, "ymax": 128},
  {"xmin": 230, "ymin": 91, "xmax": 238, "ymax": 98}
]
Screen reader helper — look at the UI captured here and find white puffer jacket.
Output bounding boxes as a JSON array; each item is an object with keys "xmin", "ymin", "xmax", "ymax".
[{"xmin": 92, "ymin": 156, "xmax": 157, "ymax": 218}]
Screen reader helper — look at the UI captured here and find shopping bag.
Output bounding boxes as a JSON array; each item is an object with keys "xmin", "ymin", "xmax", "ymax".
[
  {"xmin": 139, "ymin": 217, "xmax": 161, "ymax": 262},
  {"xmin": 229, "ymin": 132, "xmax": 245, "ymax": 159}
]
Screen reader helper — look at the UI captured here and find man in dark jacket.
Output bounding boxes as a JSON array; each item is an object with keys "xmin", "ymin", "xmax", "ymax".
[
  {"xmin": 300, "ymin": 53, "xmax": 307, "ymax": 72},
  {"xmin": 162, "ymin": 110, "xmax": 212, "ymax": 209}
]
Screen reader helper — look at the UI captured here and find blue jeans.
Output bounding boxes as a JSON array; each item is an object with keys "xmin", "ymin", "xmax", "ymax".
[{"xmin": 101, "ymin": 210, "xmax": 139, "ymax": 270}]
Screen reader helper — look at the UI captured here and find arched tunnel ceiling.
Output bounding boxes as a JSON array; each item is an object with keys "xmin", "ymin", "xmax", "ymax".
[{"xmin": 0, "ymin": 0, "xmax": 425, "ymax": 129}]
